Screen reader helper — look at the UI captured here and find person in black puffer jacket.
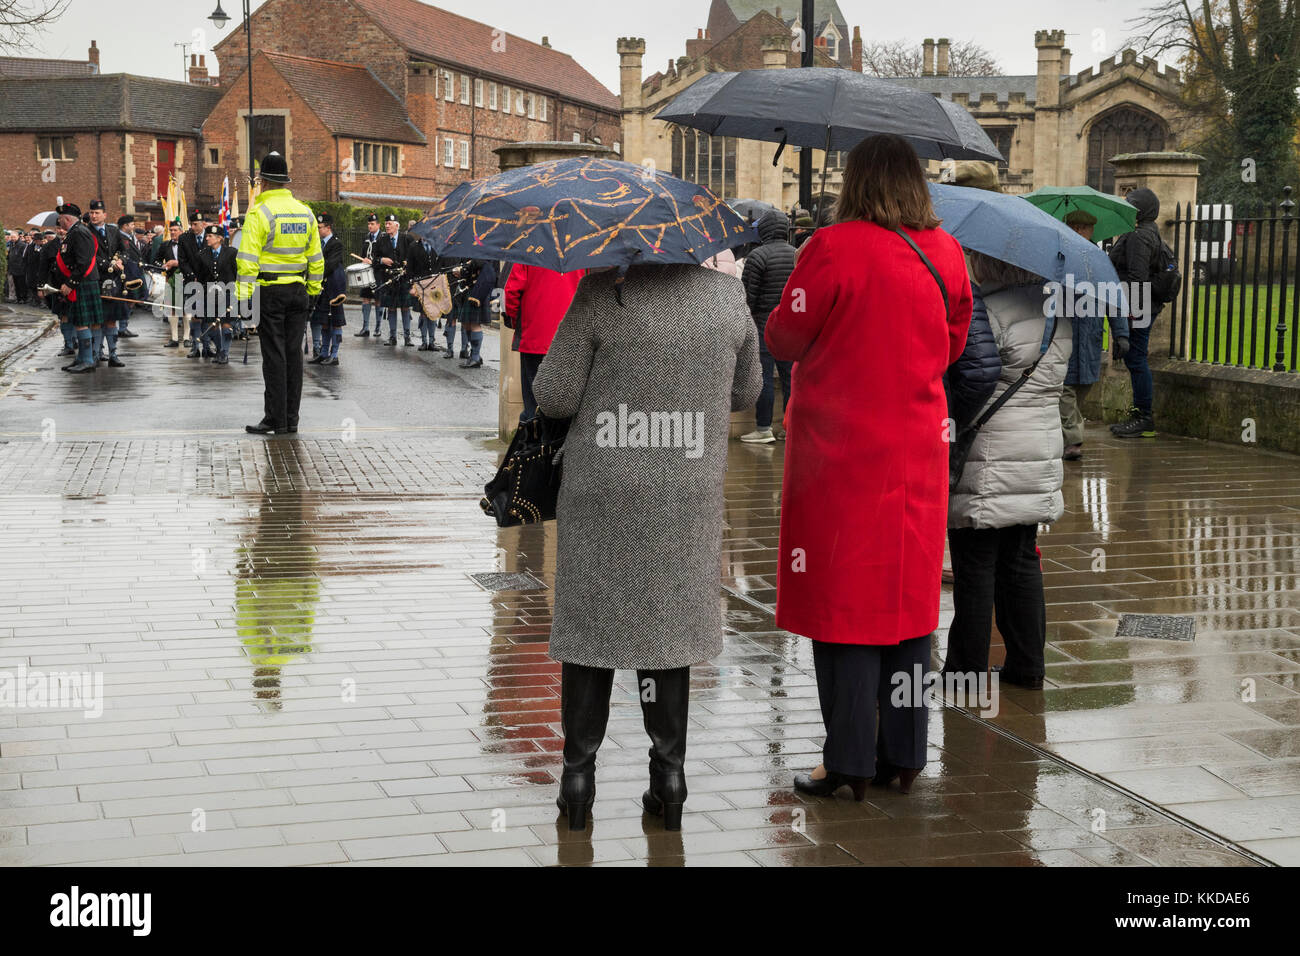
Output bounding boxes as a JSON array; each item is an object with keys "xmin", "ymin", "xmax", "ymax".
[
  {"xmin": 945, "ymin": 284, "xmax": 1001, "ymax": 433},
  {"xmin": 740, "ymin": 211, "xmax": 797, "ymax": 443},
  {"xmin": 1109, "ymin": 187, "xmax": 1162, "ymax": 439}
]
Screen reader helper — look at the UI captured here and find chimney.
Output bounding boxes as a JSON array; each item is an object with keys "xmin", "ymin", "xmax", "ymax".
[
  {"xmin": 188, "ymin": 53, "xmax": 210, "ymax": 85},
  {"xmin": 88, "ymin": 39, "xmax": 100, "ymax": 71},
  {"xmin": 1059, "ymin": 47, "xmax": 1072, "ymax": 75},
  {"xmin": 922, "ymin": 38, "xmax": 934, "ymax": 76},
  {"xmin": 1035, "ymin": 29, "xmax": 1066, "ymax": 109},
  {"xmin": 851, "ymin": 26, "xmax": 862, "ymax": 73},
  {"xmin": 687, "ymin": 26, "xmax": 709, "ymax": 58},
  {"xmin": 936, "ymin": 38, "xmax": 950, "ymax": 76},
  {"xmin": 762, "ymin": 34, "xmax": 791, "ymax": 70},
  {"xmin": 541, "ymin": 36, "xmax": 551, "ymax": 48}
]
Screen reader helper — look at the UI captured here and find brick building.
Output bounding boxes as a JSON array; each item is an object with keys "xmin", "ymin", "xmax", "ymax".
[
  {"xmin": 205, "ymin": 0, "xmax": 621, "ymax": 206},
  {"xmin": 0, "ymin": 62, "xmax": 220, "ymax": 228}
]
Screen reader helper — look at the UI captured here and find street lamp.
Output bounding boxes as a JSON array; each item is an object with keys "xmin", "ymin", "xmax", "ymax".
[{"xmin": 208, "ymin": 1, "xmax": 256, "ymax": 188}]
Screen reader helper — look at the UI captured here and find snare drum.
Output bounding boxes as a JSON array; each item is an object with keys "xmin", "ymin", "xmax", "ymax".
[{"xmin": 346, "ymin": 262, "xmax": 375, "ymax": 290}]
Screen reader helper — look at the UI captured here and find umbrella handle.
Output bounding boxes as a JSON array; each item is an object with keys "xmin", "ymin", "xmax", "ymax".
[{"xmin": 772, "ymin": 131, "xmax": 788, "ymax": 168}]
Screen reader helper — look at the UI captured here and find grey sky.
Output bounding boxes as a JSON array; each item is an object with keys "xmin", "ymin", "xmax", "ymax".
[{"xmin": 25, "ymin": 0, "xmax": 1168, "ymax": 91}]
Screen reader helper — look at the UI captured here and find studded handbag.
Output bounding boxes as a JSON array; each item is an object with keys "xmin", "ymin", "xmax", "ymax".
[{"xmin": 480, "ymin": 413, "xmax": 570, "ymax": 527}]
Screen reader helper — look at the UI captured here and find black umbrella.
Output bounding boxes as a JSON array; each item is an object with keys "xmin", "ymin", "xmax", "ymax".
[
  {"xmin": 727, "ymin": 198, "xmax": 781, "ymax": 222},
  {"xmin": 655, "ymin": 68, "xmax": 1004, "ymax": 162}
]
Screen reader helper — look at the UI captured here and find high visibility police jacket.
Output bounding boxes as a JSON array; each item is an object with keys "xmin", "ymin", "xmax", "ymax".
[{"xmin": 235, "ymin": 188, "xmax": 324, "ymax": 300}]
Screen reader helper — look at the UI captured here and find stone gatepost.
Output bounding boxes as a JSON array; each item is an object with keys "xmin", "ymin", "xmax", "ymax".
[
  {"xmin": 1084, "ymin": 151, "xmax": 1204, "ymax": 423},
  {"xmin": 492, "ymin": 141, "xmax": 615, "ymax": 439}
]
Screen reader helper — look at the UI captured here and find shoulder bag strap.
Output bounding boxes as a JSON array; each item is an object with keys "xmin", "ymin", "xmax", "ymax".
[{"xmin": 895, "ymin": 227, "xmax": 949, "ymax": 322}]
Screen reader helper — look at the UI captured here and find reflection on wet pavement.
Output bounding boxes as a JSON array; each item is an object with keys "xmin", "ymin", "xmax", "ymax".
[{"xmin": 0, "ymin": 426, "xmax": 1291, "ymax": 865}]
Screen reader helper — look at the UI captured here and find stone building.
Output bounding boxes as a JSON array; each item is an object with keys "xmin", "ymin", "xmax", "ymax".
[
  {"xmin": 620, "ymin": 12, "xmax": 1190, "ymax": 210},
  {"xmin": 204, "ymin": 0, "xmax": 621, "ymax": 206},
  {"xmin": 0, "ymin": 51, "xmax": 220, "ymax": 227}
]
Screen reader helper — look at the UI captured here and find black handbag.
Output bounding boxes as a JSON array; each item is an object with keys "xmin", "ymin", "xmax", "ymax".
[{"xmin": 480, "ymin": 413, "xmax": 570, "ymax": 527}]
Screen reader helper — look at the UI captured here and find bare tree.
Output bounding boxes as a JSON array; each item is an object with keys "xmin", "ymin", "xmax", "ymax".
[
  {"xmin": 0, "ymin": 0, "xmax": 67, "ymax": 55},
  {"xmin": 1129, "ymin": 0, "xmax": 1300, "ymax": 205},
  {"xmin": 860, "ymin": 39, "xmax": 1002, "ymax": 78}
]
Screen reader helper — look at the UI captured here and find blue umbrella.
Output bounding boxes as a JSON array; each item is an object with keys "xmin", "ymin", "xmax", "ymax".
[
  {"xmin": 928, "ymin": 182, "xmax": 1129, "ymax": 316},
  {"xmin": 411, "ymin": 157, "xmax": 757, "ymax": 274}
]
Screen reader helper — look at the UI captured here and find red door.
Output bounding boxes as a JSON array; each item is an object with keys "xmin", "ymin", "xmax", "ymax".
[{"xmin": 157, "ymin": 139, "xmax": 176, "ymax": 199}]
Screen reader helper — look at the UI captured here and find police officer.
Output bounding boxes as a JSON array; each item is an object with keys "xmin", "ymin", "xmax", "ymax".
[
  {"xmin": 309, "ymin": 213, "xmax": 347, "ymax": 365},
  {"xmin": 356, "ymin": 213, "xmax": 381, "ymax": 337},
  {"xmin": 373, "ymin": 214, "xmax": 414, "ymax": 347},
  {"xmin": 87, "ymin": 199, "xmax": 126, "ymax": 367},
  {"xmin": 237, "ymin": 152, "xmax": 323, "ymax": 435},
  {"xmin": 53, "ymin": 203, "xmax": 104, "ymax": 374}
]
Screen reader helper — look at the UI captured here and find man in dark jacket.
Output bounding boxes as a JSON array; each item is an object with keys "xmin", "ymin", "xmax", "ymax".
[
  {"xmin": 8, "ymin": 232, "xmax": 29, "ymax": 302},
  {"xmin": 1109, "ymin": 187, "xmax": 1162, "ymax": 439},
  {"xmin": 740, "ymin": 211, "xmax": 797, "ymax": 442},
  {"xmin": 179, "ymin": 211, "xmax": 209, "ymax": 355},
  {"xmin": 196, "ymin": 224, "xmax": 238, "ymax": 364},
  {"xmin": 308, "ymin": 214, "xmax": 347, "ymax": 364},
  {"xmin": 373, "ymin": 214, "xmax": 414, "ymax": 346}
]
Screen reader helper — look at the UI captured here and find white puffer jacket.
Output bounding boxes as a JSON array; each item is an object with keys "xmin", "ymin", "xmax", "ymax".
[{"xmin": 948, "ymin": 282, "xmax": 1073, "ymax": 530}]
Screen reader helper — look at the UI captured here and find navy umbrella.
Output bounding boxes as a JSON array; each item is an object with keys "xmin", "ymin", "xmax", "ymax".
[
  {"xmin": 655, "ymin": 68, "xmax": 1004, "ymax": 162},
  {"xmin": 928, "ymin": 182, "xmax": 1129, "ymax": 316},
  {"xmin": 411, "ymin": 157, "xmax": 757, "ymax": 274}
]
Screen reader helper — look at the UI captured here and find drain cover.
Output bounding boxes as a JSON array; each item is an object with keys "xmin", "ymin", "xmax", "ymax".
[
  {"xmin": 470, "ymin": 571, "xmax": 546, "ymax": 591},
  {"xmin": 1115, "ymin": 613, "xmax": 1196, "ymax": 641}
]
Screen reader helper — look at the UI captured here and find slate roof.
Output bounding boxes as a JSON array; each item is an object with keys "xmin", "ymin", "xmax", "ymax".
[
  {"xmin": 709, "ymin": 0, "xmax": 847, "ymax": 39},
  {"xmin": 350, "ymin": 0, "xmax": 619, "ymax": 112},
  {"xmin": 0, "ymin": 56, "xmax": 97, "ymax": 79},
  {"xmin": 0, "ymin": 74, "xmax": 221, "ymax": 134},
  {"xmin": 261, "ymin": 52, "xmax": 426, "ymax": 144}
]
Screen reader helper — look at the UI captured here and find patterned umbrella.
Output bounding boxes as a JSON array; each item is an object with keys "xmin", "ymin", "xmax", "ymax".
[{"xmin": 411, "ymin": 157, "xmax": 757, "ymax": 273}]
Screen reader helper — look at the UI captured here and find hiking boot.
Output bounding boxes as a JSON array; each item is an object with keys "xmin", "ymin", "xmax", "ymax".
[
  {"xmin": 1113, "ymin": 413, "xmax": 1155, "ymax": 439},
  {"xmin": 740, "ymin": 428, "xmax": 776, "ymax": 444},
  {"xmin": 1109, "ymin": 406, "xmax": 1141, "ymax": 435}
]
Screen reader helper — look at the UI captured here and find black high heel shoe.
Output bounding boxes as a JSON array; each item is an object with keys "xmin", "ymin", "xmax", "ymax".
[
  {"xmin": 638, "ymin": 667, "xmax": 691, "ymax": 831},
  {"xmin": 871, "ymin": 762, "xmax": 922, "ymax": 794},
  {"xmin": 793, "ymin": 770, "xmax": 868, "ymax": 801},
  {"xmin": 556, "ymin": 664, "xmax": 613, "ymax": 832},
  {"xmin": 556, "ymin": 775, "xmax": 595, "ymax": 831}
]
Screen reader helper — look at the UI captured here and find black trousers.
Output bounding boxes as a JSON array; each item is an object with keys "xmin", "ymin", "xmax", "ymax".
[
  {"xmin": 519, "ymin": 351, "xmax": 544, "ymax": 422},
  {"xmin": 944, "ymin": 525, "xmax": 1046, "ymax": 681},
  {"xmin": 813, "ymin": 634, "xmax": 931, "ymax": 778},
  {"xmin": 256, "ymin": 283, "xmax": 309, "ymax": 429}
]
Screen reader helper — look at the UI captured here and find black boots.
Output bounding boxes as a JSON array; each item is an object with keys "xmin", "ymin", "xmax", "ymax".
[
  {"xmin": 556, "ymin": 664, "xmax": 613, "ymax": 831},
  {"xmin": 638, "ymin": 667, "xmax": 690, "ymax": 830}
]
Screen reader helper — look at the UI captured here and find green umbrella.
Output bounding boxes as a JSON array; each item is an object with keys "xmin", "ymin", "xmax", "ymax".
[{"xmin": 1022, "ymin": 185, "xmax": 1137, "ymax": 243}]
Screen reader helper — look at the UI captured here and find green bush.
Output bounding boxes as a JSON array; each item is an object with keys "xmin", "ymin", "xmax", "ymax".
[{"xmin": 304, "ymin": 201, "xmax": 426, "ymax": 260}]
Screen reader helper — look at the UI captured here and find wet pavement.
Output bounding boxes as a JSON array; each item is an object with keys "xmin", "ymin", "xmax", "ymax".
[{"xmin": 0, "ymin": 310, "xmax": 1295, "ymax": 866}]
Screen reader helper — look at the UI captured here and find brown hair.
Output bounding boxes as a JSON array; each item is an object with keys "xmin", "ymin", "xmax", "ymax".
[
  {"xmin": 835, "ymin": 134, "xmax": 941, "ymax": 231},
  {"xmin": 968, "ymin": 250, "xmax": 1044, "ymax": 288}
]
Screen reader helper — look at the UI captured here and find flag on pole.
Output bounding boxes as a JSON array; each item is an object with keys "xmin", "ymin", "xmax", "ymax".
[
  {"xmin": 230, "ymin": 180, "xmax": 241, "ymax": 222},
  {"xmin": 219, "ymin": 176, "xmax": 230, "ymax": 226},
  {"xmin": 163, "ymin": 175, "xmax": 177, "ymax": 225}
]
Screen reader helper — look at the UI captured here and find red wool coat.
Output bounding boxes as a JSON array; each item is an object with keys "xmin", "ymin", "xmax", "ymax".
[
  {"xmin": 504, "ymin": 264, "xmax": 586, "ymax": 354},
  {"xmin": 765, "ymin": 220, "xmax": 973, "ymax": 645}
]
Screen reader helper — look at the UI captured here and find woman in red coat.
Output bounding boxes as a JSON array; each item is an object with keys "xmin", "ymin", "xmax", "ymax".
[{"xmin": 766, "ymin": 134, "xmax": 973, "ymax": 799}]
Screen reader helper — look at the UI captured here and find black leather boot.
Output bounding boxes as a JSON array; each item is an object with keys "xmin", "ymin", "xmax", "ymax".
[
  {"xmin": 638, "ymin": 667, "xmax": 690, "ymax": 830},
  {"xmin": 557, "ymin": 663, "xmax": 613, "ymax": 831}
]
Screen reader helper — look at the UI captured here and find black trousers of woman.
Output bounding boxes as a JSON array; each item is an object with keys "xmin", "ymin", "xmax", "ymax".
[
  {"xmin": 813, "ymin": 634, "xmax": 931, "ymax": 779},
  {"xmin": 943, "ymin": 524, "xmax": 1046, "ymax": 682}
]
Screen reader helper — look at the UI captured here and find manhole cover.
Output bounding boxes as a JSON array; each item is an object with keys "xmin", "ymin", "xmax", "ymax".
[
  {"xmin": 1115, "ymin": 613, "xmax": 1196, "ymax": 641},
  {"xmin": 470, "ymin": 571, "xmax": 546, "ymax": 591}
]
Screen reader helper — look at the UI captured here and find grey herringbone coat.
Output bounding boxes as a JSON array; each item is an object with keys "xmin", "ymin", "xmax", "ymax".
[{"xmin": 533, "ymin": 264, "xmax": 762, "ymax": 669}]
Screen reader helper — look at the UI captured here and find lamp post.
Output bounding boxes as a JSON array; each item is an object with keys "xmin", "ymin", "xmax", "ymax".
[{"xmin": 207, "ymin": 1, "xmax": 255, "ymax": 188}]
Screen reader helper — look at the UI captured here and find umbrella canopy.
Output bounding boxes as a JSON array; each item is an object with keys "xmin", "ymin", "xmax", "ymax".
[
  {"xmin": 928, "ymin": 182, "xmax": 1128, "ymax": 316},
  {"xmin": 27, "ymin": 211, "xmax": 58, "ymax": 228},
  {"xmin": 1022, "ymin": 185, "xmax": 1138, "ymax": 243},
  {"xmin": 727, "ymin": 198, "xmax": 781, "ymax": 223},
  {"xmin": 655, "ymin": 68, "xmax": 1004, "ymax": 162},
  {"xmin": 411, "ymin": 157, "xmax": 757, "ymax": 272}
]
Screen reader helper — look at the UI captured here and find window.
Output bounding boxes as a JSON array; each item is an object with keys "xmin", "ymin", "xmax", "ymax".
[
  {"xmin": 671, "ymin": 127, "xmax": 736, "ymax": 198},
  {"xmin": 206, "ymin": 146, "xmax": 221, "ymax": 167},
  {"xmin": 444, "ymin": 138, "xmax": 455, "ymax": 167},
  {"xmin": 459, "ymin": 140, "xmax": 470, "ymax": 169},
  {"xmin": 247, "ymin": 115, "xmax": 286, "ymax": 169},
  {"xmin": 37, "ymin": 135, "xmax": 75, "ymax": 161},
  {"xmin": 353, "ymin": 141, "xmax": 400, "ymax": 174},
  {"xmin": 442, "ymin": 70, "xmax": 454, "ymax": 102},
  {"xmin": 527, "ymin": 93, "xmax": 536, "ymax": 119},
  {"xmin": 474, "ymin": 78, "xmax": 484, "ymax": 107},
  {"xmin": 1086, "ymin": 107, "xmax": 1166, "ymax": 193},
  {"xmin": 980, "ymin": 127, "xmax": 1013, "ymax": 170},
  {"xmin": 489, "ymin": 82, "xmax": 498, "ymax": 110},
  {"xmin": 516, "ymin": 92, "xmax": 525, "ymax": 115},
  {"xmin": 501, "ymin": 87, "xmax": 511, "ymax": 113},
  {"xmin": 460, "ymin": 74, "xmax": 470, "ymax": 105},
  {"xmin": 539, "ymin": 96, "xmax": 547, "ymax": 122}
]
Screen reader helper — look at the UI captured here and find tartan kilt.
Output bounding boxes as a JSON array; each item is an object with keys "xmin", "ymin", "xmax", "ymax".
[
  {"xmin": 68, "ymin": 280, "xmax": 104, "ymax": 327},
  {"xmin": 380, "ymin": 285, "xmax": 409, "ymax": 310},
  {"xmin": 448, "ymin": 299, "xmax": 485, "ymax": 325}
]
